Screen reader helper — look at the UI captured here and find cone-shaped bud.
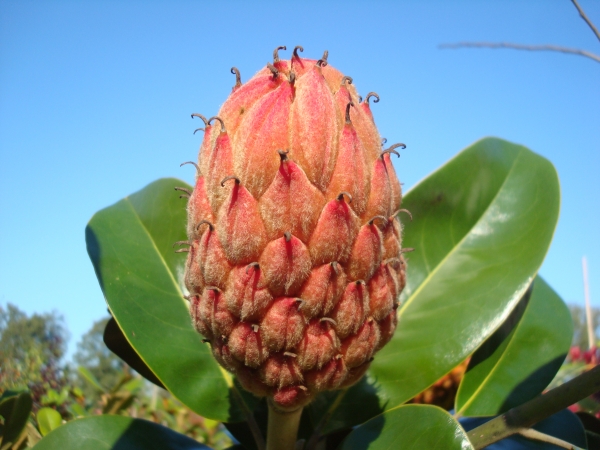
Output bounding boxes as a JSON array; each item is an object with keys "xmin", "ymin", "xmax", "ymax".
[{"xmin": 183, "ymin": 50, "xmax": 407, "ymax": 409}]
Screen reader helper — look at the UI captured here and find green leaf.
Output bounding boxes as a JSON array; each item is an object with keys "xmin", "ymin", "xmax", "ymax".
[
  {"xmin": 306, "ymin": 375, "xmax": 384, "ymax": 436},
  {"xmin": 340, "ymin": 404, "xmax": 473, "ymax": 450},
  {"xmin": 371, "ymin": 138, "xmax": 560, "ymax": 407},
  {"xmin": 86, "ymin": 178, "xmax": 245, "ymax": 422},
  {"xmin": 456, "ymin": 276, "xmax": 572, "ymax": 416},
  {"xmin": 0, "ymin": 391, "xmax": 33, "ymax": 447},
  {"xmin": 77, "ymin": 366, "xmax": 106, "ymax": 392},
  {"xmin": 34, "ymin": 415, "xmax": 212, "ymax": 449},
  {"xmin": 103, "ymin": 317, "xmax": 165, "ymax": 388},
  {"xmin": 37, "ymin": 408, "xmax": 62, "ymax": 436}
]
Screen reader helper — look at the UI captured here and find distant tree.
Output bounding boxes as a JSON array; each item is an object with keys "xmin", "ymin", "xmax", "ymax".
[
  {"xmin": 73, "ymin": 317, "xmax": 127, "ymax": 398},
  {"xmin": 569, "ymin": 304, "xmax": 600, "ymax": 349},
  {"xmin": 0, "ymin": 303, "xmax": 69, "ymax": 410}
]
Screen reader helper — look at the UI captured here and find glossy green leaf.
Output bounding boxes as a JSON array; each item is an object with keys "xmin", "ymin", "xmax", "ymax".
[
  {"xmin": 86, "ymin": 178, "xmax": 245, "ymax": 422},
  {"xmin": 456, "ymin": 276, "xmax": 572, "ymax": 416},
  {"xmin": 340, "ymin": 404, "xmax": 473, "ymax": 450},
  {"xmin": 371, "ymin": 138, "xmax": 560, "ymax": 407},
  {"xmin": 0, "ymin": 390, "xmax": 33, "ymax": 447},
  {"xmin": 34, "ymin": 415, "xmax": 211, "ymax": 449},
  {"xmin": 103, "ymin": 317, "xmax": 165, "ymax": 388},
  {"xmin": 37, "ymin": 407, "xmax": 62, "ymax": 436},
  {"xmin": 306, "ymin": 375, "xmax": 384, "ymax": 436}
]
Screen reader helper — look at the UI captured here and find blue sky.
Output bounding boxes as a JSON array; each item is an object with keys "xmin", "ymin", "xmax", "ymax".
[{"xmin": 1, "ymin": 0, "xmax": 598, "ymax": 359}]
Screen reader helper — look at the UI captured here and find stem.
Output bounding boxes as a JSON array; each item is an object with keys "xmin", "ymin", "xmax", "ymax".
[
  {"xmin": 468, "ymin": 364, "xmax": 600, "ymax": 449},
  {"xmin": 518, "ymin": 429, "xmax": 584, "ymax": 450},
  {"xmin": 266, "ymin": 401, "xmax": 303, "ymax": 450},
  {"xmin": 583, "ymin": 256, "xmax": 595, "ymax": 351}
]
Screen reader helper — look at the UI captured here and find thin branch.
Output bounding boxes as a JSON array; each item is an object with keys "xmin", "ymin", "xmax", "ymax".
[
  {"xmin": 439, "ymin": 42, "xmax": 600, "ymax": 64},
  {"xmin": 583, "ymin": 256, "xmax": 596, "ymax": 352},
  {"xmin": 571, "ymin": 0, "xmax": 600, "ymax": 43},
  {"xmin": 518, "ymin": 428, "xmax": 584, "ymax": 450},
  {"xmin": 467, "ymin": 364, "xmax": 600, "ymax": 449}
]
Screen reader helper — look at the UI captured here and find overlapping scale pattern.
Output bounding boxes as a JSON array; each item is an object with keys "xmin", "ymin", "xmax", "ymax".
[{"xmin": 183, "ymin": 48, "xmax": 407, "ymax": 411}]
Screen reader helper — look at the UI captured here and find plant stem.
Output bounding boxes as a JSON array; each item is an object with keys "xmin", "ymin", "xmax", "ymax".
[
  {"xmin": 518, "ymin": 429, "xmax": 583, "ymax": 450},
  {"xmin": 468, "ymin": 364, "xmax": 600, "ymax": 449},
  {"xmin": 266, "ymin": 401, "xmax": 303, "ymax": 450}
]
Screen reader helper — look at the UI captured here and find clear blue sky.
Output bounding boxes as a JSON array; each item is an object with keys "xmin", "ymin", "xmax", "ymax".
[{"xmin": 1, "ymin": 0, "xmax": 598, "ymax": 359}]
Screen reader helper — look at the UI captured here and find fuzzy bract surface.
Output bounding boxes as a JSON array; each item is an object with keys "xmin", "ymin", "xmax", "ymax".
[{"xmin": 182, "ymin": 48, "xmax": 407, "ymax": 411}]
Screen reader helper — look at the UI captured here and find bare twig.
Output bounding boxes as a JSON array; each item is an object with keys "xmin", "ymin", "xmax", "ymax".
[
  {"xmin": 571, "ymin": 0, "xmax": 600, "ymax": 42},
  {"xmin": 583, "ymin": 256, "xmax": 595, "ymax": 351},
  {"xmin": 439, "ymin": 42, "xmax": 600, "ymax": 64},
  {"xmin": 518, "ymin": 428, "xmax": 584, "ymax": 449},
  {"xmin": 467, "ymin": 365, "xmax": 600, "ymax": 449},
  {"xmin": 440, "ymin": 0, "xmax": 600, "ymax": 64}
]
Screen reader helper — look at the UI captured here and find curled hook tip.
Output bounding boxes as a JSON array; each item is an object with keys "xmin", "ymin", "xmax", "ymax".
[
  {"xmin": 273, "ymin": 45, "xmax": 287, "ymax": 62},
  {"xmin": 180, "ymin": 161, "xmax": 200, "ymax": 172},
  {"xmin": 230, "ymin": 67, "xmax": 242, "ymax": 87},
  {"xmin": 381, "ymin": 148, "xmax": 400, "ymax": 158},
  {"xmin": 191, "ymin": 113, "xmax": 208, "ymax": 125},
  {"xmin": 277, "ymin": 149, "xmax": 289, "ymax": 160},
  {"xmin": 397, "ymin": 209, "xmax": 413, "ymax": 221},
  {"xmin": 196, "ymin": 220, "xmax": 214, "ymax": 231},
  {"xmin": 245, "ymin": 262, "xmax": 259, "ymax": 274},
  {"xmin": 174, "ymin": 187, "xmax": 193, "ymax": 196},
  {"xmin": 207, "ymin": 116, "xmax": 226, "ymax": 132},
  {"xmin": 330, "ymin": 261, "xmax": 340, "ymax": 275},
  {"xmin": 368, "ymin": 215, "xmax": 388, "ymax": 226},
  {"xmin": 193, "ymin": 127, "xmax": 205, "ymax": 135},
  {"xmin": 220, "ymin": 175, "xmax": 240, "ymax": 187},
  {"xmin": 292, "ymin": 45, "xmax": 304, "ymax": 58},
  {"xmin": 340, "ymin": 76, "xmax": 353, "ymax": 86},
  {"xmin": 337, "ymin": 191, "xmax": 353, "ymax": 203},
  {"xmin": 345, "ymin": 102, "xmax": 354, "ymax": 124},
  {"xmin": 320, "ymin": 317, "xmax": 337, "ymax": 327},
  {"xmin": 365, "ymin": 92, "xmax": 380, "ymax": 104}
]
